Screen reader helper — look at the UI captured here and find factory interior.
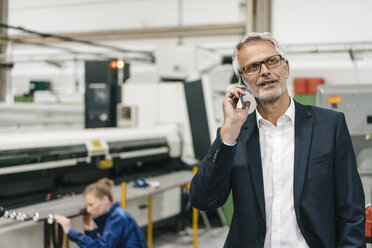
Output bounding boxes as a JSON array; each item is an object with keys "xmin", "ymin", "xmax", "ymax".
[{"xmin": 0, "ymin": 0, "xmax": 372, "ymax": 247}]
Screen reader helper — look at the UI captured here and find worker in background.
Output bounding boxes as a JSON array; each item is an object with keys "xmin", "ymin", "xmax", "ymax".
[
  {"xmin": 54, "ymin": 178, "xmax": 147, "ymax": 248},
  {"xmin": 190, "ymin": 32, "xmax": 366, "ymax": 247}
]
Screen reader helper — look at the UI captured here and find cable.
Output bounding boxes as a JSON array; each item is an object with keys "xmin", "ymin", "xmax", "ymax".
[
  {"xmin": 0, "ymin": 22, "xmax": 154, "ymax": 61},
  {"xmin": 349, "ymin": 49, "xmax": 361, "ymax": 84},
  {"xmin": 51, "ymin": 222, "xmax": 64, "ymax": 248},
  {"xmin": 0, "ymin": 35, "xmax": 112, "ymax": 59}
]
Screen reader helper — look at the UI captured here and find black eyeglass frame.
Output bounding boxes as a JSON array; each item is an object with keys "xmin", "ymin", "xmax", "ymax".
[{"xmin": 240, "ymin": 54, "xmax": 284, "ymax": 76}]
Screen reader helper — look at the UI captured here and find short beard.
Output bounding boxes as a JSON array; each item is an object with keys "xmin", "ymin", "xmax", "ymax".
[{"xmin": 247, "ymin": 84, "xmax": 283, "ymax": 104}]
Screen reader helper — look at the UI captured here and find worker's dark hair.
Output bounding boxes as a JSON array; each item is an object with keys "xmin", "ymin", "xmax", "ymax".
[{"xmin": 83, "ymin": 178, "xmax": 114, "ymax": 202}]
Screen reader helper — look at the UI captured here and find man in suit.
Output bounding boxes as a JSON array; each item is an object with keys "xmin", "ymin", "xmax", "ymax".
[{"xmin": 190, "ymin": 32, "xmax": 365, "ymax": 247}]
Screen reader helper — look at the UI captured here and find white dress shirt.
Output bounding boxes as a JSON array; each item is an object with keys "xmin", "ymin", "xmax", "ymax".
[{"xmin": 256, "ymin": 98, "xmax": 309, "ymax": 248}]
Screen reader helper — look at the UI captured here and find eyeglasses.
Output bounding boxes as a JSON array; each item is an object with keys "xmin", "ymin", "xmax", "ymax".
[{"xmin": 240, "ymin": 55, "xmax": 284, "ymax": 76}]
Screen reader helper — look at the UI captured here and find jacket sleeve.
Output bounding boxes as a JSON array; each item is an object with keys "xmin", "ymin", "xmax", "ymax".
[
  {"xmin": 190, "ymin": 128, "xmax": 236, "ymax": 211},
  {"xmin": 67, "ymin": 214, "xmax": 125, "ymax": 248},
  {"xmin": 84, "ymin": 228, "xmax": 98, "ymax": 238},
  {"xmin": 334, "ymin": 113, "xmax": 366, "ymax": 247}
]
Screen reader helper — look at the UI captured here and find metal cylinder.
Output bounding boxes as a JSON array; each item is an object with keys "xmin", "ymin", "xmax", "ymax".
[
  {"xmin": 3, "ymin": 210, "xmax": 9, "ymax": 218},
  {"xmin": 9, "ymin": 211, "xmax": 16, "ymax": 220},
  {"xmin": 0, "ymin": 206, "xmax": 4, "ymax": 217},
  {"xmin": 16, "ymin": 212, "xmax": 23, "ymax": 221},
  {"xmin": 33, "ymin": 212, "xmax": 40, "ymax": 222},
  {"xmin": 47, "ymin": 213, "xmax": 54, "ymax": 224},
  {"xmin": 16, "ymin": 212, "xmax": 30, "ymax": 221}
]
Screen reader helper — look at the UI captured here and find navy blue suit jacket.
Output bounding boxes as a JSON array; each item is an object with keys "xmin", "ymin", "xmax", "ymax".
[{"xmin": 190, "ymin": 101, "xmax": 365, "ymax": 248}]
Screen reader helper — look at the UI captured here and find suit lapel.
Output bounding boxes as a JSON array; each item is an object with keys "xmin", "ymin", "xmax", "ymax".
[
  {"xmin": 293, "ymin": 102, "xmax": 314, "ymax": 216},
  {"xmin": 242, "ymin": 112, "xmax": 266, "ymax": 222}
]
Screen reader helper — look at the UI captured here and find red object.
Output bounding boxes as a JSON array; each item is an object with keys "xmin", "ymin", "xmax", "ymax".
[
  {"xmin": 307, "ymin": 78, "xmax": 324, "ymax": 94},
  {"xmin": 293, "ymin": 77, "xmax": 324, "ymax": 95},
  {"xmin": 293, "ymin": 78, "xmax": 307, "ymax": 95},
  {"xmin": 366, "ymin": 206, "xmax": 372, "ymax": 238}
]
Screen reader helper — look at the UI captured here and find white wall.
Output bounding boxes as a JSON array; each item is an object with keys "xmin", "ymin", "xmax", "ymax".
[
  {"xmin": 272, "ymin": 0, "xmax": 372, "ymax": 44},
  {"xmin": 7, "ymin": 0, "xmax": 372, "ymax": 95},
  {"xmin": 272, "ymin": 0, "xmax": 372, "ymax": 87}
]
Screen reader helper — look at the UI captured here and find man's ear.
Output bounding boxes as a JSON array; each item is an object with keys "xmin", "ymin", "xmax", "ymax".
[{"xmin": 284, "ymin": 60, "xmax": 290, "ymax": 79}]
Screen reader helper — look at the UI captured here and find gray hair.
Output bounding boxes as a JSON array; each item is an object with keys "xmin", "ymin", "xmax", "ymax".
[{"xmin": 232, "ymin": 32, "xmax": 287, "ymax": 77}]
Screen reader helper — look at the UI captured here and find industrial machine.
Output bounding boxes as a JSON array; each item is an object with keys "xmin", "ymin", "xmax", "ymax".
[
  {"xmin": 317, "ymin": 84, "xmax": 372, "ymax": 204},
  {"xmin": 0, "ymin": 125, "xmax": 182, "ymax": 207},
  {"xmin": 0, "ymin": 45, "xmax": 229, "ymax": 247},
  {"xmin": 0, "ymin": 125, "xmax": 187, "ymax": 247},
  {"xmin": 85, "ymin": 60, "xmax": 122, "ymax": 128}
]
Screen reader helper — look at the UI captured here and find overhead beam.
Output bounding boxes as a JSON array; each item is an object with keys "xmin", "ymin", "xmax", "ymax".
[{"xmin": 5, "ymin": 23, "xmax": 245, "ymax": 44}]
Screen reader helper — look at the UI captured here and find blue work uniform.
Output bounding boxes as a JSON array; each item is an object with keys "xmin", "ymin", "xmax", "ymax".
[{"xmin": 68, "ymin": 202, "xmax": 147, "ymax": 248}]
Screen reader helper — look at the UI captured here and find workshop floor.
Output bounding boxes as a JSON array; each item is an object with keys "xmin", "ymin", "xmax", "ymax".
[{"xmin": 154, "ymin": 226, "xmax": 229, "ymax": 248}]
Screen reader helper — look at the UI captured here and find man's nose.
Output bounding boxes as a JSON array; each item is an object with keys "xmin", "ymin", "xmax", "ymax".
[{"xmin": 260, "ymin": 63, "xmax": 270, "ymax": 75}]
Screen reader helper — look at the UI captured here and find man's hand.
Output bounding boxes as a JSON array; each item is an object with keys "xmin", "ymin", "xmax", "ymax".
[
  {"xmin": 54, "ymin": 215, "xmax": 72, "ymax": 234},
  {"xmin": 220, "ymin": 84, "xmax": 250, "ymax": 144},
  {"xmin": 82, "ymin": 213, "xmax": 95, "ymax": 230}
]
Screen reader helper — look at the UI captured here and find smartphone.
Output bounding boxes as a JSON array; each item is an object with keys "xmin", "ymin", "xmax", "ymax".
[
  {"xmin": 239, "ymin": 75, "xmax": 247, "ymax": 110},
  {"xmin": 81, "ymin": 208, "xmax": 89, "ymax": 216}
]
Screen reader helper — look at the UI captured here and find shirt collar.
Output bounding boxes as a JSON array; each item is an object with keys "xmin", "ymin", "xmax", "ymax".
[
  {"xmin": 255, "ymin": 97, "xmax": 295, "ymax": 127},
  {"xmin": 93, "ymin": 202, "xmax": 120, "ymax": 226}
]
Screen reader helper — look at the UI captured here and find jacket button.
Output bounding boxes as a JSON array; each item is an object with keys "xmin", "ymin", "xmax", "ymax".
[{"xmin": 212, "ymin": 149, "xmax": 219, "ymax": 162}]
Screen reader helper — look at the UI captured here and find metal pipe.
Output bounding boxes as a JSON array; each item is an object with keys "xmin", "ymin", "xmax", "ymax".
[
  {"xmin": 192, "ymin": 166, "xmax": 199, "ymax": 248},
  {"xmin": 32, "ymin": 207, "xmax": 86, "ymax": 223},
  {"xmin": 121, "ymin": 182, "xmax": 127, "ymax": 209},
  {"xmin": 147, "ymin": 195, "xmax": 153, "ymax": 248}
]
